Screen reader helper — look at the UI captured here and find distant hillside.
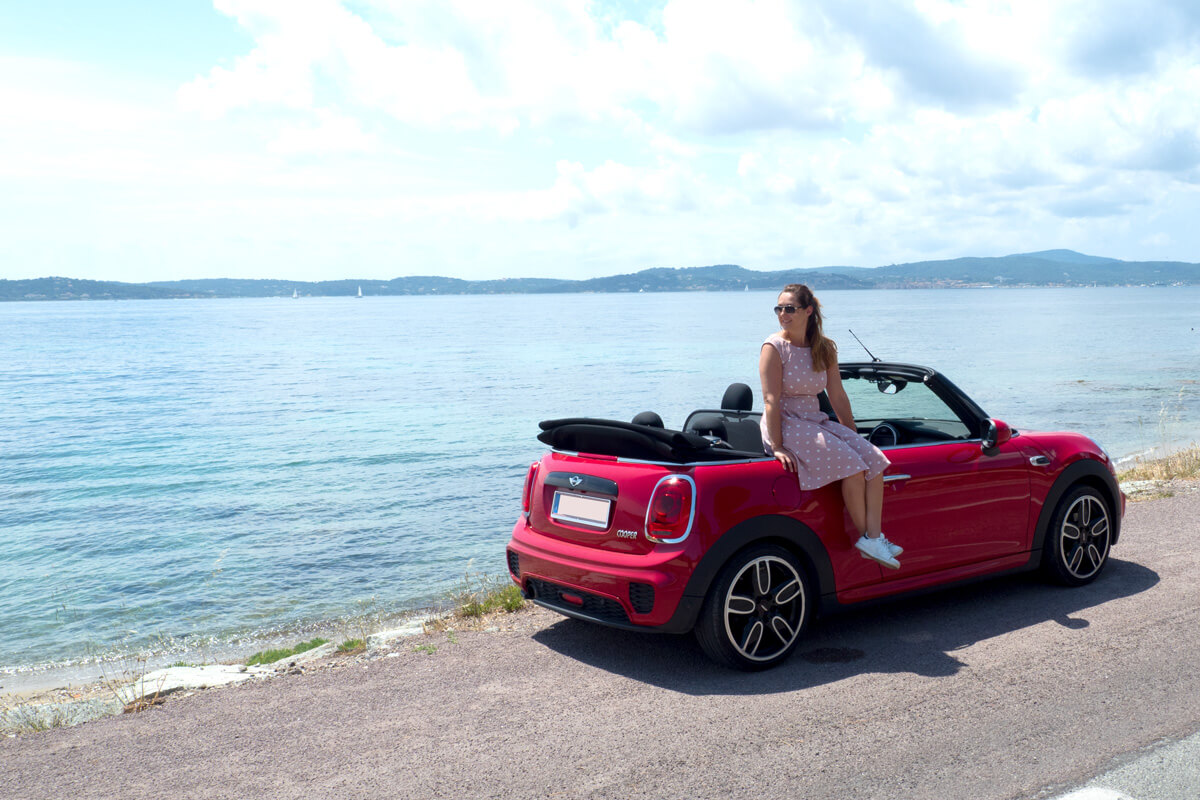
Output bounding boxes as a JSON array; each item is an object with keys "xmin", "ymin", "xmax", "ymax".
[
  {"xmin": 1021, "ymin": 249, "xmax": 1122, "ymax": 265},
  {"xmin": 4, "ymin": 250, "xmax": 1198, "ymax": 301},
  {"xmin": 0, "ymin": 276, "xmax": 197, "ymax": 301}
]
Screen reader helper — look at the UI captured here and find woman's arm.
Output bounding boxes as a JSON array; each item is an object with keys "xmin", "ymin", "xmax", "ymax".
[
  {"xmin": 825, "ymin": 358, "xmax": 857, "ymax": 432},
  {"xmin": 759, "ymin": 343, "xmax": 796, "ymax": 472}
]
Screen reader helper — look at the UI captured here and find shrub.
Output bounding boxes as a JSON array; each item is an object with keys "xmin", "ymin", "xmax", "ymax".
[{"xmin": 245, "ymin": 637, "xmax": 329, "ymax": 666}]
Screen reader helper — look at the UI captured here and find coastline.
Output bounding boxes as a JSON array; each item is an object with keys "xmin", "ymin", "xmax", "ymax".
[
  {"xmin": 8, "ymin": 257, "xmax": 1200, "ymax": 301},
  {"xmin": 0, "ymin": 604, "xmax": 455, "ymax": 698},
  {"xmin": 1, "ymin": 608, "xmax": 518, "ymax": 734},
  {"xmin": 5, "ymin": 444, "xmax": 1198, "ymax": 734},
  {"xmin": 1116, "ymin": 440, "xmax": 1200, "ymax": 500}
]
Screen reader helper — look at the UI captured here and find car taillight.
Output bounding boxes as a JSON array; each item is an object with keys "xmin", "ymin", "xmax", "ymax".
[
  {"xmin": 522, "ymin": 462, "xmax": 539, "ymax": 515},
  {"xmin": 645, "ymin": 475, "xmax": 696, "ymax": 543}
]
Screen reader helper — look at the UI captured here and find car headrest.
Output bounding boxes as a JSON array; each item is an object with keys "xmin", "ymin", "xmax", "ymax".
[
  {"xmin": 631, "ymin": 411, "xmax": 665, "ymax": 428},
  {"xmin": 721, "ymin": 383, "xmax": 753, "ymax": 412},
  {"xmin": 687, "ymin": 412, "xmax": 728, "ymax": 439}
]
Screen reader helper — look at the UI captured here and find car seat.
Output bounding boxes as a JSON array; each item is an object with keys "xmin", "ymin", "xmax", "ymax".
[{"xmin": 683, "ymin": 383, "xmax": 765, "ymax": 454}]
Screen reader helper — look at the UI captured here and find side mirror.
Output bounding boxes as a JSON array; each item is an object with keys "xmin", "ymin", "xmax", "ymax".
[{"xmin": 981, "ymin": 419, "xmax": 1012, "ymax": 452}]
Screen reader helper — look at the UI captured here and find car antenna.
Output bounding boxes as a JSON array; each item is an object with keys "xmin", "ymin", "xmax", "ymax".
[{"xmin": 848, "ymin": 329, "xmax": 881, "ymax": 362}]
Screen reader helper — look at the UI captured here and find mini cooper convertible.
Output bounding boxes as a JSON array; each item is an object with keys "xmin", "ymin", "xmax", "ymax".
[{"xmin": 506, "ymin": 363, "xmax": 1124, "ymax": 670}]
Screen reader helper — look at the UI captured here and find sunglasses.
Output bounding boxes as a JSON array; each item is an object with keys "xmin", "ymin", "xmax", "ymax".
[{"xmin": 773, "ymin": 305, "xmax": 804, "ymax": 315}]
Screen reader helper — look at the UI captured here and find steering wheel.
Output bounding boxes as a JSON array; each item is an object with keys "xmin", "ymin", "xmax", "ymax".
[{"xmin": 868, "ymin": 422, "xmax": 899, "ymax": 447}]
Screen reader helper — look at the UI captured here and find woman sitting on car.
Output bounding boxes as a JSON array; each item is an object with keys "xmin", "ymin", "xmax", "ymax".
[{"xmin": 758, "ymin": 283, "xmax": 902, "ymax": 569}]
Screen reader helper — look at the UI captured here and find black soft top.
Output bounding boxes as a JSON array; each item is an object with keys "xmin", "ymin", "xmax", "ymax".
[{"xmin": 537, "ymin": 418, "xmax": 765, "ymax": 463}]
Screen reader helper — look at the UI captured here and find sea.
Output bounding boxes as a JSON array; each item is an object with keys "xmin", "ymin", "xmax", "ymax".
[{"xmin": 1, "ymin": 287, "xmax": 1197, "ymax": 688}]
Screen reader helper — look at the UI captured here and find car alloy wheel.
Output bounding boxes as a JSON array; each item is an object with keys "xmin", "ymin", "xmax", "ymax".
[
  {"xmin": 695, "ymin": 544, "xmax": 809, "ymax": 670},
  {"xmin": 1045, "ymin": 485, "xmax": 1112, "ymax": 586}
]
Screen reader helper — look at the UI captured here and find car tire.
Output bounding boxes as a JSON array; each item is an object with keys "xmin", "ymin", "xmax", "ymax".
[
  {"xmin": 1042, "ymin": 484, "xmax": 1113, "ymax": 587},
  {"xmin": 694, "ymin": 544, "xmax": 811, "ymax": 671}
]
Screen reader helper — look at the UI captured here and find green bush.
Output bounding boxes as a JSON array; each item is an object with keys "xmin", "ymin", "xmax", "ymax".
[
  {"xmin": 245, "ymin": 637, "xmax": 329, "ymax": 666},
  {"xmin": 454, "ymin": 573, "xmax": 527, "ymax": 618}
]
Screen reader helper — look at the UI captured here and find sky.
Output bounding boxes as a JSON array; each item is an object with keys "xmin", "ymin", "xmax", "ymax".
[{"xmin": 3, "ymin": 0, "xmax": 1200, "ymax": 283}]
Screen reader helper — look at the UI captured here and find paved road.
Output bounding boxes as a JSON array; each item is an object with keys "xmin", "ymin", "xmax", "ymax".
[{"xmin": 3, "ymin": 492, "xmax": 1199, "ymax": 800}]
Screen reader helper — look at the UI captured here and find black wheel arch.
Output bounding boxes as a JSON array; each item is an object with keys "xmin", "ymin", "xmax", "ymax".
[
  {"xmin": 660, "ymin": 514, "xmax": 835, "ymax": 634},
  {"xmin": 1030, "ymin": 458, "xmax": 1122, "ymax": 567}
]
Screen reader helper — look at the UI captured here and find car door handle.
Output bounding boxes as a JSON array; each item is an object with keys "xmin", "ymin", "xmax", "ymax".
[{"xmin": 883, "ymin": 473, "xmax": 911, "ymax": 483}]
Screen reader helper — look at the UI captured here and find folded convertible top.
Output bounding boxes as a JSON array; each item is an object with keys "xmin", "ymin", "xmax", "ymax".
[{"xmin": 537, "ymin": 418, "xmax": 763, "ymax": 462}]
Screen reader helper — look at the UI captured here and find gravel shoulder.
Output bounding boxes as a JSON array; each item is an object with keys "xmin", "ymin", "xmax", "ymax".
[{"xmin": 3, "ymin": 482, "xmax": 1200, "ymax": 800}]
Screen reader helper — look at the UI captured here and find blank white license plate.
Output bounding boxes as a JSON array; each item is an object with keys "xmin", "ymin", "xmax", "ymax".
[{"xmin": 551, "ymin": 491, "xmax": 611, "ymax": 529}]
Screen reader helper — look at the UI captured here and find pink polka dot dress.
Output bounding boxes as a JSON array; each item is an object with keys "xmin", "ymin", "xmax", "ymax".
[{"xmin": 760, "ymin": 334, "xmax": 890, "ymax": 491}]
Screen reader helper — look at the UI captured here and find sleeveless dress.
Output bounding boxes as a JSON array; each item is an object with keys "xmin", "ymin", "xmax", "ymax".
[{"xmin": 760, "ymin": 333, "xmax": 890, "ymax": 490}]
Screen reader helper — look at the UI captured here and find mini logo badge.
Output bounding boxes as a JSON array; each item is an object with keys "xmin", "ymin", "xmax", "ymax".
[{"xmin": 569, "ymin": 475, "xmax": 583, "ymax": 487}]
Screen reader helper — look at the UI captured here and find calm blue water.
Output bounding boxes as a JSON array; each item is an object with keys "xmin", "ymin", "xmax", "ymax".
[{"xmin": 1, "ymin": 288, "xmax": 1197, "ymax": 679}]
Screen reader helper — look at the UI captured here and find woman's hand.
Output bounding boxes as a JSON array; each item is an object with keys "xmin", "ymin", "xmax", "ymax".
[{"xmin": 771, "ymin": 446, "xmax": 797, "ymax": 473}]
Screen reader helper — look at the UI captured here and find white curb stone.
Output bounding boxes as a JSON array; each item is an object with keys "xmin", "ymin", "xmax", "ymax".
[
  {"xmin": 285, "ymin": 642, "xmax": 337, "ymax": 666},
  {"xmin": 368, "ymin": 614, "xmax": 446, "ymax": 647},
  {"xmin": 116, "ymin": 664, "xmax": 272, "ymax": 705}
]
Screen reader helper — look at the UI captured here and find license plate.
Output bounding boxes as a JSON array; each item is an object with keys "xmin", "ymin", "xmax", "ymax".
[{"xmin": 551, "ymin": 491, "xmax": 611, "ymax": 529}]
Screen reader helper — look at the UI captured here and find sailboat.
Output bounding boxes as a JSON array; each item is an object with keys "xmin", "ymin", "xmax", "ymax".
[
  {"xmin": 357, "ymin": 285, "xmax": 363, "ymax": 298},
  {"xmin": 292, "ymin": 289, "xmax": 298, "ymax": 299}
]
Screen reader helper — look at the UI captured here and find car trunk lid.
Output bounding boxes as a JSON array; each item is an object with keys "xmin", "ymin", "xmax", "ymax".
[{"xmin": 525, "ymin": 451, "xmax": 685, "ymax": 554}]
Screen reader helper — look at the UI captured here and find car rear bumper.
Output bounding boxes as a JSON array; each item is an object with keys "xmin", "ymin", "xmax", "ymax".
[{"xmin": 506, "ymin": 517, "xmax": 698, "ymax": 633}]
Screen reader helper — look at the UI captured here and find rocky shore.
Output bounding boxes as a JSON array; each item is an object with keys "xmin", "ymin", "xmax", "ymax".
[{"xmin": 0, "ymin": 608, "xmax": 532, "ymax": 735}]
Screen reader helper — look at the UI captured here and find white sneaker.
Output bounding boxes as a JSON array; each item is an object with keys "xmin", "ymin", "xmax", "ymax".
[
  {"xmin": 856, "ymin": 535, "xmax": 901, "ymax": 569},
  {"xmin": 879, "ymin": 533, "xmax": 903, "ymax": 557}
]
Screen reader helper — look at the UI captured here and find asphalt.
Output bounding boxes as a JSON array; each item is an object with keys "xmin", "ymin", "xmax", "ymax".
[{"xmin": 2, "ymin": 489, "xmax": 1199, "ymax": 800}]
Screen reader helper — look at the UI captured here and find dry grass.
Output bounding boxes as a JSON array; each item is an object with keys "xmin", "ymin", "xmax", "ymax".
[
  {"xmin": 423, "ymin": 572, "xmax": 529, "ymax": 633},
  {"xmin": 453, "ymin": 573, "xmax": 526, "ymax": 618},
  {"xmin": 105, "ymin": 655, "xmax": 168, "ymax": 714},
  {"xmin": 122, "ymin": 696, "xmax": 166, "ymax": 714},
  {"xmin": 1, "ymin": 700, "xmax": 75, "ymax": 734},
  {"xmin": 1118, "ymin": 444, "xmax": 1200, "ymax": 482},
  {"xmin": 1, "ymin": 682, "xmax": 126, "ymax": 736}
]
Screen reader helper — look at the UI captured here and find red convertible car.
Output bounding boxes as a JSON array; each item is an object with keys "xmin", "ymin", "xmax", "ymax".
[{"xmin": 506, "ymin": 363, "xmax": 1124, "ymax": 670}]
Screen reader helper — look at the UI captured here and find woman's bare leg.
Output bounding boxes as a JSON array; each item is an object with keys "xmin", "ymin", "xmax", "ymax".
[
  {"xmin": 843, "ymin": 471, "xmax": 884, "ymax": 539},
  {"xmin": 841, "ymin": 471, "xmax": 868, "ymax": 537},
  {"xmin": 866, "ymin": 473, "xmax": 883, "ymax": 535}
]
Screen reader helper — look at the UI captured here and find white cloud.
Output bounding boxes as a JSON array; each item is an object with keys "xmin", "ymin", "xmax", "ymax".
[
  {"xmin": 178, "ymin": 0, "xmax": 622, "ymax": 131},
  {"xmin": 175, "ymin": 0, "xmax": 899, "ymax": 135},
  {"xmin": 0, "ymin": 57, "xmax": 160, "ymax": 135},
  {"xmin": 268, "ymin": 110, "xmax": 376, "ymax": 154},
  {"xmin": 177, "ymin": 0, "xmax": 336, "ymax": 117},
  {"xmin": 1055, "ymin": 0, "xmax": 1200, "ymax": 79},
  {"xmin": 817, "ymin": 0, "xmax": 1022, "ymax": 110},
  {"xmin": 545, "ymin": 158, "xmax": 710, "ymax": 223},
  {"xmin": 8, "ymin": 0, "xmax": 1200, "ymax": 283}
]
